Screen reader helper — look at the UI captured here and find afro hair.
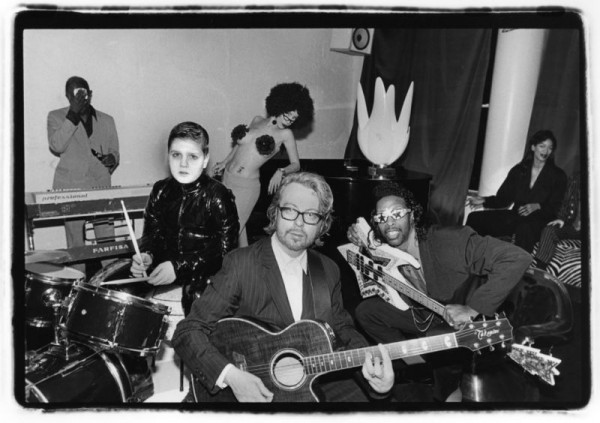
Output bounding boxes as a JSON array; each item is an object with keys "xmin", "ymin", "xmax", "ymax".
[{"xmin": 265, "ymin": 82, "xmax": 314, "ymax": 129}]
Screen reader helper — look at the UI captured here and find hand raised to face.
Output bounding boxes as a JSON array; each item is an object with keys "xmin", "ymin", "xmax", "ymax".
[{"xmin": 68, "ymin": 87, "xmax": 92, "ymax": 115}]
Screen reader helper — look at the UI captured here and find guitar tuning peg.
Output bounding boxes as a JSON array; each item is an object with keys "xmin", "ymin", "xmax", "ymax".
[
  {"xmin": 489, "ymin": 345, "xmax": 495, "ymax": 352},
  {"xmin": 494, "ymin": 313, "xmax": 499, "ymax": 319},
  {"xmin": 501, "ymin": 341, "xmax": 506, "ymax": 349}
]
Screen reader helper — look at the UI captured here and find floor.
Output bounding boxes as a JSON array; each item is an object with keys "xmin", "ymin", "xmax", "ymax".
[{"xmin": 145, "ymin": 343, "xmax": 190, "ymax": 403}]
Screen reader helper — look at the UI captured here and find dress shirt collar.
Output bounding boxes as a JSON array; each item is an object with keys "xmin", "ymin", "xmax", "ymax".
[{"xmin": 271, "ymin": 235, "xmax": 307, "ymax": 274}]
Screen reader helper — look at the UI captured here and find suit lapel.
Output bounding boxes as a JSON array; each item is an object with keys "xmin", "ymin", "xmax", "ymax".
[
  {"xmin": 418, "ymin": 237, "xmax": 435, "ymax": 291},
  {"xmin": 259, "ymin": 237, "xmax": 295, "ymax": 325}
]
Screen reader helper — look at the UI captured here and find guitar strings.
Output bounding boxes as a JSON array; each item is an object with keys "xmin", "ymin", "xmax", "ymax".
[
  {"xmin": 235, "ymin": 332, "xmax": 478, "ymax": 378},
  {"xmin": 353, "ymin": 255, "xmax": 439, "ymax": 308}
]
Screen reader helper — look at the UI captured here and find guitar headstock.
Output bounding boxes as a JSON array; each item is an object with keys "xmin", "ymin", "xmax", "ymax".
[
  {"xmin": 508, "ymin": 341, "xmax": 561, "ymax": 385},
  {"xmin": 455, "ymin": 315, "xmax": 513, "ymax": 352}
]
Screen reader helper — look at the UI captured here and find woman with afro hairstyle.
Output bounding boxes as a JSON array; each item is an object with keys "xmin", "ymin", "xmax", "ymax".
[{"xmin": 212, "ymin": 82, "xmax": 314, "ymax": 247}]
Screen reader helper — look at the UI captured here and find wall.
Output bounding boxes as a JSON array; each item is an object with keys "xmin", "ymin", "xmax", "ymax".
[{"xmin": 23, "ymin": 28, "xmax": 364, "ymax": 249}]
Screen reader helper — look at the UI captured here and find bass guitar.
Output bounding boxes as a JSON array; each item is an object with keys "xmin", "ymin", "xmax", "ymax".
[
  {"xmin": 339, "ymin": 217, "xmax": 445, "ymax": 316},
  {"xmin": 192, "ymin": 316, "xmax": 513, "ymax": 402}
]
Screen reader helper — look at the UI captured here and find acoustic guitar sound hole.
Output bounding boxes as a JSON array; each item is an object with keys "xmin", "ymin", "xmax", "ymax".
[{"xmin": 271, "ymin": 351, "xmax": 306, "ymax": 390}]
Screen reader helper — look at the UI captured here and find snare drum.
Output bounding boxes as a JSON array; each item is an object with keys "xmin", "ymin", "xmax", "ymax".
[
  {"xmin": 25, "ymin": 263, "xmax": 85, "ymax": 328},
  {"xmin": 63, "ymin": 282, "xmax": 170, "ymax": 356},
  {"xmin": 25, "ymin": 342, "xmax": 152, "ymax": 403}
]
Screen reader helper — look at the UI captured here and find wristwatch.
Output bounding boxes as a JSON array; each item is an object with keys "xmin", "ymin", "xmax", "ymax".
[{"xmin": 278, "ymin": 168, "xmax": 287, "ymax": 177}]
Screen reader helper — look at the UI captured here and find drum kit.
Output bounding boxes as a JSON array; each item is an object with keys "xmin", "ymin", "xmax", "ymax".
[{"xmin": 24, "ymin": 254, "xmax": 171, "ymax": 404}]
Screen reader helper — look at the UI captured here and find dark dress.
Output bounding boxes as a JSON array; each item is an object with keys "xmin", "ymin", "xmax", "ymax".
[{"xmin": 466, "ymin": 161, "xmax": 567, "ymax": 252}]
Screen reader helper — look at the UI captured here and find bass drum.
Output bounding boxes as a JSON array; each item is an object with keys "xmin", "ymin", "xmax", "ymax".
[{"xmin": 25, "ymin": 342, "xmax": 153, "ymax": 403}]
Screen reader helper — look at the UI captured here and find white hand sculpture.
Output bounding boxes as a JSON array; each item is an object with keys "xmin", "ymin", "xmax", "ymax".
[{"xmin": 357, "ymin": 77, "xmax": 413, "ymax": 166}]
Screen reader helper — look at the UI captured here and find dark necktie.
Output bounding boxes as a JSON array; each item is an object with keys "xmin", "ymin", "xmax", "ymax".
[{"xmin": 398, "ymin": 264, "xmax": 428, "ymax": 294}]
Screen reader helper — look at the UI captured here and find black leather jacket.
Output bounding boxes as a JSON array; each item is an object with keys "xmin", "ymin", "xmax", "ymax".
[{"xmin": 140, "ymin": 173, "xmax": 239, "ymax": 311}]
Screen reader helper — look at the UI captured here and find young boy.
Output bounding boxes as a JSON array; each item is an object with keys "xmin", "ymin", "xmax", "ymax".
[{"xmin": 130, "ymin": 121, "xmax": 239, "ymax": 315}]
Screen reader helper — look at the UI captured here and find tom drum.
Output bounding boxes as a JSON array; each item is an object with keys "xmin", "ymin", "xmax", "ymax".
[{"xmin": 62, "ymin": 282, "xmax": 170, "ymax": 356}]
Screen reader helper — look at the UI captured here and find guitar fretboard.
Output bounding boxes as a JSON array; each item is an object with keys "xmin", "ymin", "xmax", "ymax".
[
  {"xmin": 302, "ymin": 318, "xmax": 511, "ymax": 376},
  {"xmin": 347, "ymin": 250, "xmax": 446, "ymax": 316},
  {"xmin": 302, "ymin": 331, "xmax": 458, "ymax": 375}
]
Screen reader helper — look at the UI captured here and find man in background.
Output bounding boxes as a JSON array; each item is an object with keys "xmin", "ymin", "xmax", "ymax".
[{"xmin": 47, "ymin": 76, "xmax": 119, "ymax": 273}]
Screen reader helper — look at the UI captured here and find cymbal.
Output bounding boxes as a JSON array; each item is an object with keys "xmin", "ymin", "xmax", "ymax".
[{"xmin": 24, "ymin": 249, "xmax": 71, "ymax": 264}]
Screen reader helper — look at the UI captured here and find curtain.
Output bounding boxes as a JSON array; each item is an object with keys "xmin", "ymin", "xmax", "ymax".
[
  {"xmin": 345, "ymin": 29, "xmax": 492, "ymax": 225},
  {"xmin": 529, "ymin": 29, "xmax": 581, "ymax": 178}
]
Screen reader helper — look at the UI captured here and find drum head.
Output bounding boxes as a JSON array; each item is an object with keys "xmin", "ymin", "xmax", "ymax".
[
  {"xmin": 26, "ymin": 263, "xmax": 85, "ymax": 283},
  {"xmin": 88, "ymin": 258, "xmax": 153, "ymax": 298}
]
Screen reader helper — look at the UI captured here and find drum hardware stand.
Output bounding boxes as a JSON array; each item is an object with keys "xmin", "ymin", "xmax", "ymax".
[
  {"xmin": 111, "ymin": 308, "xmax": 127, "ymax": 349},
  {"xmin": 42, "ymin": 289, "xmax": 66, "ymax": 347}
]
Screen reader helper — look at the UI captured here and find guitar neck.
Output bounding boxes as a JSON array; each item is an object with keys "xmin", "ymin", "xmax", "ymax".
[
  {"xmin": 303, "ymin": 332, "xmax": 457, "ymax": 376},
  {"xmin": 381, "ymin": 273, "xmax": 446, "ymax": 315},
  {"xmin": 348, "ymin": 250, "xmax": 446, "ymax": 315}
]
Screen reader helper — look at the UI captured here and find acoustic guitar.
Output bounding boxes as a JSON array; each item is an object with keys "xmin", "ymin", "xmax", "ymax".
[{"xmin": 192, "ymin": 316, "xmax": 513, "ymax": 402}]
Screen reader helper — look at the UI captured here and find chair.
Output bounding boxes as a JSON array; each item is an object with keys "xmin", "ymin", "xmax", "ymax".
[
  {"xmin": 501, "ymin": 267, "xmax": 573, "ymax": 344},
  {"xmin": 461, "ymin": 268, "xmax": 573, "ymax": 402}
]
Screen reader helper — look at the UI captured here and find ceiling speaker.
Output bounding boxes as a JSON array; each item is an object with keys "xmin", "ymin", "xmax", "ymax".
[
  {"xmin": 330, "ymin": 28, "xmax": 374, "ymax": 56},
  {"xmin": 352, "ymin": 28, "xmax": 371, "ymax": 51}
]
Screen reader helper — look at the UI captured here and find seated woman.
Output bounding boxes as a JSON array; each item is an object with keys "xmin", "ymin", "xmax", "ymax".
[
  {"xmin": 533, "ymin": 171, "xmax": 581, "ymax": 270},
  {"xmin": 211, "ymin": 82, "xmax": 314, "ymax": 247},
  {"xmin": 466, "ymin": 129, "xmax": 567, "ymax": 253},
  {"xmin": 130, "ymin": 121, "xmax": 239, "ymax": 316}
]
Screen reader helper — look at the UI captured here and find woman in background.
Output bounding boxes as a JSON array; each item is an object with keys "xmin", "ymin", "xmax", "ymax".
[
  {"xmin": 466, "ymin": 129, "xmax": 567, "ymax": 253},
  {"xmin": 212, "ymin": 82, "xmax": 314, "ymax": 247}
]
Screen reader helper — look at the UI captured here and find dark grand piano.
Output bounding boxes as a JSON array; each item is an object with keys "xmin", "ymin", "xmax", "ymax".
[{"xmin": 246, "ymin": 158, "xmax": 432, "ymax": 315}]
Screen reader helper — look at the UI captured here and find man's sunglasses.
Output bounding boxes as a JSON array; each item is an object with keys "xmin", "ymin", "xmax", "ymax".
[{"xmin": 371, "ymin": 208, "xmax": 410, "ymax": 224}]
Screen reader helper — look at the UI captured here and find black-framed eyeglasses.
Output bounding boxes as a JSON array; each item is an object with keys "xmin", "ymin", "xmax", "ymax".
[
  {"xmin": 278, "ymin": 206, "xmax": 324, "ymax": 225},
  {"xmin": 372, "ymin": 208, "xmax": 410, "ymax": 224}
]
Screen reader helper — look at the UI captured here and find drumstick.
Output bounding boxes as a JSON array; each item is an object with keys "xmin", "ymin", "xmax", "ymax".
[
  {"xmin": 121, "ymin": 200, "xmax": 147, "ymax": 278},
  {"xmin": 100, "ymin": 277, "xmax": 149, "ymax": 286}
]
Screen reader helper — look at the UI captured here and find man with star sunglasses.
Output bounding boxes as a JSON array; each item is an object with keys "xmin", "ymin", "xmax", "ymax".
[{"xmin": 347, "ymin": 182, "xmax": 531, "ymax": 402}]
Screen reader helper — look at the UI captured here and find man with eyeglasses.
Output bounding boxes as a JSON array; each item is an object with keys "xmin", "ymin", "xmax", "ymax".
[
  {"xmin": 347, "ymin": 182, "xmax": 531, "ymax": 402},
  {"xmin": 173, "ymin": 172, "xmax": 395, "ymax": 403}
]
